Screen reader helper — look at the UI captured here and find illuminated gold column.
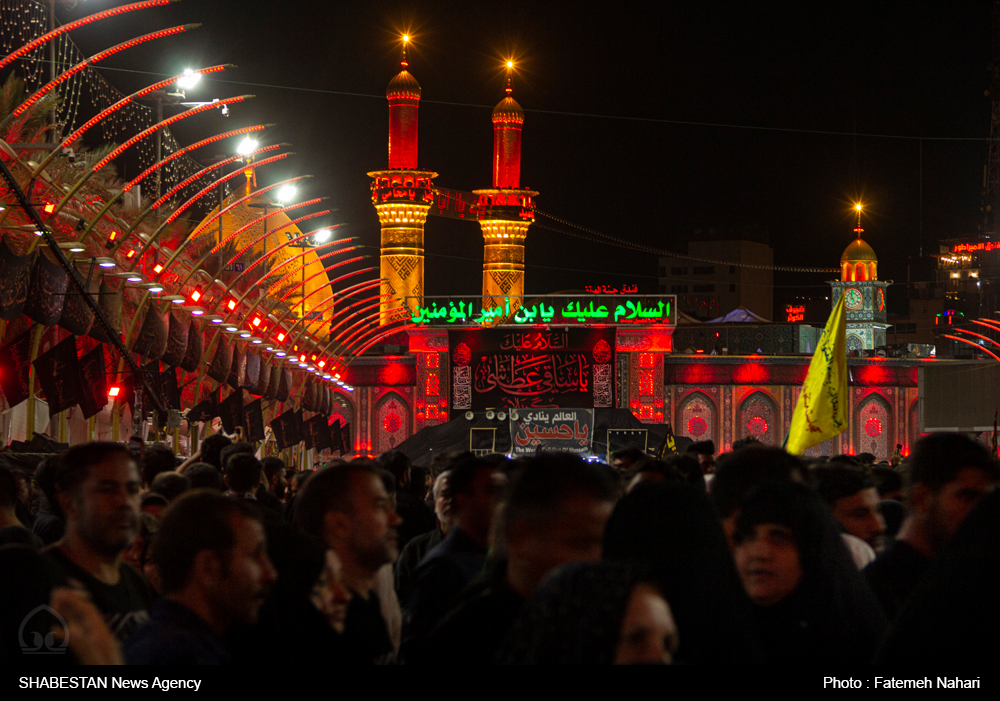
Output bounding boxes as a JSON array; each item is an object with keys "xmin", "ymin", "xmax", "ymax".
[
  {"xmin": 480, "ymin": 217, "xmax": 530, "ymax": 309},
  {"xmin": 370, "ymin": 171, "xmax": 436, "ymax": 326}
]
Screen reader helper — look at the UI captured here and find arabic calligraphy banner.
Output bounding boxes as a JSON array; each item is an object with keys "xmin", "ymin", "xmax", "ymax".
[
  {"xmin": 450, "ymin": 328, "xmax": 615, "ymax": 413},
  {"xmin": 510, "ymin": 409, "xmax": 594, "ymax": 456},
  {"xmin": 411, "ymin": 295, "xmax": 676, "ymax": 327}
]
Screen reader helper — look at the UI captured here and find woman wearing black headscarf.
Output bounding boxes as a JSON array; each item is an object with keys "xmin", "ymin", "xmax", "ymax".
[
  {"xmin": 602, "ymin": 482, "xmax": 761, "ymax": 664},
  {"xmin": 497, "ymin": 561, "xmax": 677, "ymax": 665},
  {"xmin": 733, "ymin": 481, "xmax": 887, "ymax": 664}
]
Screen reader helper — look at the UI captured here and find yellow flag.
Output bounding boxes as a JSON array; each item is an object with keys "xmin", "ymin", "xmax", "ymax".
[{"xmin": 785, "ymin": 292, "xmax": 848, "ymax": 454}]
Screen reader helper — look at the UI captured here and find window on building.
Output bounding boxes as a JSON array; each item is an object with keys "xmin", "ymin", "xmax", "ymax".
[
  {"xmin": 671, "ymin": 285, "xmax": 689, "ymax": 293},
  {"xmin": 693, "ymin": 284, "xmax": 715, "ymax": 293},
  {"xmin": 659, "ymin": 266, "xmax": 666, "ymax": 277},
  {"xmin": 729, "ymin": 284, "xmax": 736, "ymax": 292},
  {"xmin": 729, "ymin": 266, "xmax": 736, "ymax": 274},
  {"xmin": 693, "ymin": 266, "xmax": 715, "ymax": 275},
  {"xmin": 671, "ymin": 267, "xmax": 688, "ymax": 275}
]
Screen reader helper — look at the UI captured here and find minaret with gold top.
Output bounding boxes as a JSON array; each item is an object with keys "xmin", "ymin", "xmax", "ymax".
[
  {"xmin": 369, "ymin": 36, "xmax": 437, "ymax": 326},
  {"xmin": 474, "ymin": 62, "xmax": 537, "ymax": 314},
  {"xmin": 831, "ymin": 204, "xmax": 890, "ymax": 351}
]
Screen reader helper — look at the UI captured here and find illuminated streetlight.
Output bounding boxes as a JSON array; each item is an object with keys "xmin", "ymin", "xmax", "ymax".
[
  {"xmin": 276, "ymin": 184, "xmax": 298, "ymax": 204},
  {"xmin": 314, "ymin": 228, "xmax": 332, "ymax": 243},
  {"xmin": 237, "ymin": 136, "xmax": 259, "ymax": 156},
  {"xmin": 176, "ymin": 68, "xmax": 202, "ymax": 90}
]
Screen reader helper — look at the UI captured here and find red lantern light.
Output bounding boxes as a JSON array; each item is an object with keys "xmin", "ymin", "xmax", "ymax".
[{"xmin": 43, "ymin": 202, "xmax": 55, "ymax": 214}]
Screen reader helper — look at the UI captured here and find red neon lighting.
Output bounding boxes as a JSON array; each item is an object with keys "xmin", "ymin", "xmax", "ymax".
[
  {"xmin": 153, "ymin": 264, "xmax": 164, "ymax": 273},
  {"xmin": 108, "ymin": 386, "xmax": 121, "ymax": 398},
  {"xmin": 191, "ymin": 290, "xmax": 202, "ymax": 302},
  {"xmin": 43, "ymin": 203, "xmax": 55, "ymax": 214},
  {"xmin": 425, "ymin": 371, "xmax": 440, "ymax": 396},
  {"xmin": 227, "ymin": 299, "xmax": 237, "ymax": 310},
  {"xmin": 953, "ymin": 241, "xmax": 1000, "ymax": 253},
  {"xmin": 0, "ymin": 0, "xmax": 171, "ymax": 73},
  {"xmin": 747, "ymin": 416, "xmax": 769, "ymax": 437},
  {"xmin": 786, "ymin": 305, "xmax": 805, "ymax": 323},
  {"xmin": 864, "ymin": 417, "xmax": 883, "ymax": 437},
  {"xmin": 299, "ymin": 354, "xmax": 306, "ymax": 362},
  {"xmin": 686, "ymin": 416, "xmax": 708, "ymax": 437},
  {"xmin": 276, "ymin": 332, "xmax": 285, "ymax": 342},
  {"xmin": 153, "ymin": 144, "xmax": 281, "ymax": 210},
  {"xmin": 252, "ymin": 317, "xmax": 261, "ymax": 327},
  {"xmin": 126, "ymin": 249, "xmax": 137, "ymax": 259},
  {"xmin": 108, "ymin": 231, "xmax": 118, "ymax": 241},
  {"xmin": 13, "ymin": 25, "xmax": 193, "ymax": 118},
  {"xmin": 123, "ymin": 117, "xmax": 254, "ymax": 192},
  {"xmin": 93, "ymin": 94, "xmax": 252, "ymax": 173},
  {"xmin": 318, "ymin": 360, "xmax": 326, "ymax": 368}
]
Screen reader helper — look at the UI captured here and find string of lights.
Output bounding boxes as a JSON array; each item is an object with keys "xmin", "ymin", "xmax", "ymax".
[{"xmin": 534, "ymin": 212, "xmax": 842, "ymax": 274}]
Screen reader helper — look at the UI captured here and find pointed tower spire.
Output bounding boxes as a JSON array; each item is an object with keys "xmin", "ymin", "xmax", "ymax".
[{"xmin": 386, "ymin": 34, "xmax": 420, "ymax": 169}]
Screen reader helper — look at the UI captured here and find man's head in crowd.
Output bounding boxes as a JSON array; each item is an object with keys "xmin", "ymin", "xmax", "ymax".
[
  {"xmin": 379, "ymin": 450, "xmax": 411, "ymax": 490},
  {"xmin": 261, "ymin": 457, "xmax": 287, "ymax": 499},
  {"xmin": 432, "ymin": 470, "xmax": 454, "ymax": 531},
  {"xmin": 185, "ymin": 463, "xmax": 226, "ymax": 492},
  {"xmin": 499, "ymin": 453, "xmax": 619, "ymax": 597},
  {"xmin": 901, "ymin": 433, "xmax": 999, "ymax": 557},
  {"xmin": 220, "ymin": 442, "xmax": 255, "ymax": 472},
  {"xmin": 150, "ymin": 472, "xmax": 190, "ymax": 503},
  {"xmin": 225, "ymin": 454, "xmax": 263, "ymax": 496},
  {"xmin": 710, "ymin": 446, "xmax": 810, "ymax": 548},
  {"xmin": 55, "ymin": 442, "xmax": 142, "ymax": 557},
  {"xmin": 154, "ymin": 490, "xmax": 276, "ymax": 634},
  {"xmin": 611, "ymin": 448, "xmax": 645, "ymax": 475},
  {"xmin": 294, "ymin": 462, "xmax": 402, "ymax": 590},
  {"xmin": 686, "ymin": 440, "xmax": 716, "ymax": 474},
  {"xmin": 814, "ymin": 464, "xmax": 886, "ymax": 551},
  {"xmin": 446, "ymin": 453, "xmax": 500, "ymax": 546},
  {"xmin": 199, "ymin": 434, "xmax": 232, "ymax": 471},
  {"xmin": 140, "ymin": 443, "xmax": 176, "ymax": 490},
  {"xmin": 871, "ymin": 465, "xmax": 904, "ymax": 502}
]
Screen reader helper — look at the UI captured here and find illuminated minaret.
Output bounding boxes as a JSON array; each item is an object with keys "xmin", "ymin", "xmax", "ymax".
[
  {"xmin": 369, "ymin": 37, "xmax": 437, "ymax": 326},
  {"xmin": 474, "ymin": 63, "xmax": 537, "ymax": 314}
]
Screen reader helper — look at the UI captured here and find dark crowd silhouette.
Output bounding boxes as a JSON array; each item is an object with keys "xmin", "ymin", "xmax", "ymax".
[{"xmin": 1, "ymin": 430, "xmax": 997, "ymax": 666}]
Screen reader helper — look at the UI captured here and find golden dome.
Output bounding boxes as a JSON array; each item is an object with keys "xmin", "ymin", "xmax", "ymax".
[
  {"xmin": 387, "ymin": 70, "xmax": 421, "ymax": 100},
  {"xmin": 840, "ymin": 236, "xmax": 877, "ymax": 265},
  {"xmin": 492, "ymin": 95, "xmax": 524, "ymax": 125}
]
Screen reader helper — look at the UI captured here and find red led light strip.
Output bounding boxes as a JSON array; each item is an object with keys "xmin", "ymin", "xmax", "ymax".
[
  {"xmin": 242, "ymin": 227, "xmax": 346, "ymax": 275},
  {"xmin": 943, "ymin": 335, "xmax": 1000, "ymax": 363},
  {"xmin": 151, "ymin": 143, "xmax": 281, "ymax": 208},
  {"xmin": 184, "ymin": 173, "xmax": 301, "ymax": 240},
  {"xmin": 0, "ymin": 0, "xmax": 173, "ymax": 72},
  {"xmin": 13, "ymin": 25, "xmax": 194, "ymax": 118},
  {"xmin": 92, "ymin": 94, "xmax": 251, "ymax": 172},
  {"xmin": 276, "ymin": 256, "xmax": 365, "ymax": 302},
  {"xmin": 123, "ymin": 114, "xmax": 254, "ymax": 192},
  {"xmin": 222, "ymin": 210, "xmax": 331, "ymax": 265},
  {"xmin": 211, "ymin": 200, "xmax": 326, "ymax": 254}
]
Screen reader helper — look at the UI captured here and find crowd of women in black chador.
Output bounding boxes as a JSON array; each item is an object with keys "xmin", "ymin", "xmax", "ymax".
[{"xmin": 0, "ymin": 430, "xmax": 997, "ymax": 666}]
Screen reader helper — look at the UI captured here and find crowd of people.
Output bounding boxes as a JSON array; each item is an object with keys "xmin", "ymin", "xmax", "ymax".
[{"xmin": 1, "ymin": 429, "xmax": 997, "ymax": 666}]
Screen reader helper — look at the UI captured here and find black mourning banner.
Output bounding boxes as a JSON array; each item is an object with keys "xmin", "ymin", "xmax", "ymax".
[
  {"xmin": 341, "ymin": 422, "xmax": 351, "ymax": 453},
  {"xmin": 162, "ymin": 366, "xmax": 181, "ymax": 411},
  {"xmin": 301, "ymin": 414, "xmax": 314, "ymax": 450},
  {"xmin": 263, "ymin": 363, "xmax": 279, "ymax": 400},
  {"xmin": 329, "ymin": 417, "xmax": 344, "ymax": 454},
  {"xmin": 132, "ymin": 309, "xmax": 168, "ymax": 361},
  {"xmin": 243, "ymin": 351, "xmax": 260, "ymax": 391},
  {"xmin": 0, "ymin": 329, "xmax": 33, "ymax": 408},
  {"xmin": 57, "ymin": 270, "xmax": 98, "ymax": 337},
  {"xmin": 277, "ymin": 369, "xmax": 291, "ymax": 402},
  {"xmin": 227, "ymin": 345, "xmax": 243, "ymax": 390},
  {"xmin": 180, "ymin": 321, "xmax": 202, "ymax": 372},
  {"xmin": 244, "ymin": 398, "xmax": 265, "ymax": 442},
  {"xmin": 23, "ymin": 250, "xmax": 68, "ymax": 326},
  {"xmin": 448, "ymin": 327, "xmax": 616, "ymax": 415},
  {"xmin": 77, "ymin": 343, "xmax": 108, "ymax": 419},
  {"xmin": 219, "ymin": 390, "xmax": 245, "ymax": 434},
  {"xmin": 187, "ymin": 388, "xmax": 219, "ymax": 424},
  {"xmin": 305, "ymin": 414, "xmax": 332, "ymax": 452},
  {"xmin": 207, "ymin": 338, "xmax": 232, "ymax": 383},
  {"xmin": 295, "ymin": 409, "xmax": 308, "ymax": 449},
  {"xmin": 88, "ymin": 277, "xmax": 122, "ymax": 344},
  {"xmin": 270, "ymin": 409, "xmax": 300, "ymax": 450},
  {"xmin": 253, "ymin": 362, "xmax": 271, "ymax": 397},
  {"xmin": 0, "ymin": 238, "xmax": 33, "ymax": 321},
  {"xmin": 33, "ymin": 335, "xmax": 83, "ymax": 417},
  {"xmin": 161, "ymin": 314, "xmax": 189, "ymax": 367}
]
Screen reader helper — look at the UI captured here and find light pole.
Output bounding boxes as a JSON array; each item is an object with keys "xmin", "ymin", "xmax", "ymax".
[
  {"xmin": 139, "ymin": 68, "xmax": 202, "ymax": 200},
  {"xmin": 247, "ymin": 179, "xmax": 295, "ymax": 268},
  {"xmin": 286, "ymin": 217, "xmax": 330, "ymax": 320}
]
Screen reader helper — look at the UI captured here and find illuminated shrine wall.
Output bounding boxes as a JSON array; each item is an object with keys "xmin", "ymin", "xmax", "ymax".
[
  {"xmin": 737, "ymin": 390, "xmax": 779, "ymax": 446},
  {"xmin": 676, "ymin": 390, "xmax": 718, "ymax": 447},
  {"xmin": 855, "ymin": 391, "xmax": 892, "ymax": 458},
  {"xmin": 375, "ymin": 391, "xmax": 411, "ymax": 455}
]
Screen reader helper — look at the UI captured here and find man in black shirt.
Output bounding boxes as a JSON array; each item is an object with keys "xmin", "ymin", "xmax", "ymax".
[
  {"xmin": 864, "ymin": 433, "xmax": 999, "ymax": 619},
  {"xmin": 124, "ymin": 491, "xmax": 276, "ymax": 664},
  {"xmin": 407, "ymin": 453, "xmax": 618, "ymax": 664},
  {"xmin": 44, "ymin": 442, "xmax": 153, "ymax": 643},
  {"xmin": 294, "ymin": 461, "xmax": 402, "ymax": 664}
]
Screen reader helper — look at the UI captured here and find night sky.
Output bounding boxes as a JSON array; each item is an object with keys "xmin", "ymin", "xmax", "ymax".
[{"xmin": 54, "ymin": 0, "xmax": 995, "ymax": 318}]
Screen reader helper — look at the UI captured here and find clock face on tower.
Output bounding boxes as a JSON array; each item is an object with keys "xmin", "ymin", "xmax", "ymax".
[
  {"xmin": 876, "ymin": 288, "xmax": 885, "ymax": 312},
  {"xmin": 844, "ymin": 288, "xmax": 863, "ymax": 310}
]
